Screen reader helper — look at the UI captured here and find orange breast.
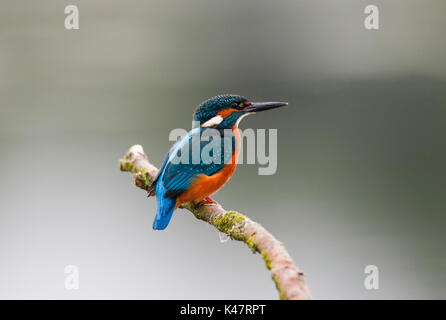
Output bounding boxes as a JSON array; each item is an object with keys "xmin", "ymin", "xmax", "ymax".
[{"xmin": 176, "ymin": 126, "xmax": 241, "ymax": 207}]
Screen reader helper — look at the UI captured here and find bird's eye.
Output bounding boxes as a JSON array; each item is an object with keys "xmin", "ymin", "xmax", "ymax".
[{"xmin": 230, "ymin": 102, "xmax": 239, "ymax": 109}]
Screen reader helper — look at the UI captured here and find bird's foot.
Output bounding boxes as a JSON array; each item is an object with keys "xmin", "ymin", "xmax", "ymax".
[
  {"xmin": 193, "ymin": 197, "xmax": 216, "ymax": 209},
  {"xmin": 201, "ymin": 197, "xmax": 216, "ymax": 205}
]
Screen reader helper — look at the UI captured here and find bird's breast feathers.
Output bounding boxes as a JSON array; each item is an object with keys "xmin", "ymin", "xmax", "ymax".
[{"xmin": 177, "ymin": 136, "xmax": 239, "ymax": 205}]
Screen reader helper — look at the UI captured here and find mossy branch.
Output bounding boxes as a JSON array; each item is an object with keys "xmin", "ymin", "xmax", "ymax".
[{"xmin": 119, "ymin": 144, "xmax": 311, "ymax": 300}]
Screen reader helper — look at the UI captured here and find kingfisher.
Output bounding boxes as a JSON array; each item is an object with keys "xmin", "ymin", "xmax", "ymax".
[{"xmin": 147, "ymin": 94, "xmax": 287, "ymax": 230}]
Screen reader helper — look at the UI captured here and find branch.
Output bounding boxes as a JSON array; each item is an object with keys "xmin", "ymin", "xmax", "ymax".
[{"xmin": 119, "ymin": 144, "xmax": 311, "ymax": 300}]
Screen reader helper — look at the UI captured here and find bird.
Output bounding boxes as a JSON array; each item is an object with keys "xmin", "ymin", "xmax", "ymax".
[{"xmin": 147, "ymin": 94, "xmax": 287, "ymax": 230}]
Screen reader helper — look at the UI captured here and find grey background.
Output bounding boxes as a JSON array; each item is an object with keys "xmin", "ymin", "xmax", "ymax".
[{"xmin": 0, "ymin": 0, "xmax": 445, "ymax": 299}]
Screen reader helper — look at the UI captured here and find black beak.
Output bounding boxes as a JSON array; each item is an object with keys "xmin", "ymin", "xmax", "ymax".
[{"xmin": 244, "ymin": 101, "xmax": 288, "ymax": 113}]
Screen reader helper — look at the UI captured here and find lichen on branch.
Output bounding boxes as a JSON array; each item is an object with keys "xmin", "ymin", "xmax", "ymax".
[{"xmin": 119, "ymin": 144, "xmax": 311, "ymax": 300}]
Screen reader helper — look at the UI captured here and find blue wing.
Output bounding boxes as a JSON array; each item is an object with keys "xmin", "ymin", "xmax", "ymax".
[{"xmin": 155, "ymin": 127, "xmax": 235, "ymax": 199}]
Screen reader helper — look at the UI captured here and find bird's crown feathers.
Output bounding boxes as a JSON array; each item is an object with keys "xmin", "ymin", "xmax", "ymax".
[{"xmin": 193, "ymin": 94, "xmax": 248, "ymax": 124}]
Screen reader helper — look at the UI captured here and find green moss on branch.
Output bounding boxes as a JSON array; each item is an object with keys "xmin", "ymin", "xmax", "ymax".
[
  {"xmin": 119, "ymin": 158, "xmax": 134, "ymax": 172},
  {"xmin": 213, "ymin": 210, "xmax": 246, "ymax": 241},
  {"xmin": 272, "ymin": 274, "xmax": 287, "ymax": 300}
]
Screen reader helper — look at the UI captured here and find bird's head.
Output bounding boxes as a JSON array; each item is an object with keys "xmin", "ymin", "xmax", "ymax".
[{"xmin": 193, "ymin": 94, "xmax": 287, "ymax": 129}]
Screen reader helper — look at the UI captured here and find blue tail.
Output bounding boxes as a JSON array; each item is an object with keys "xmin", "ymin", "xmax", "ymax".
[
  {"xmin": 153, "ymin": 196, "xmax": 176, "ymax": 230},
  {"xmin": 152, "ymin": 182, "xmax": 177, "ymax": 230}
]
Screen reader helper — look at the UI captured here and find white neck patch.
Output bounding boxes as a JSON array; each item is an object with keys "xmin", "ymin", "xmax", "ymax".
[
  {"xmin": 235, "ymin": 112, "xmax": 252, "ymax": 127},
  {"xmin": 201, "ymin": 115, "xmax": 223, "ymax": 128}
]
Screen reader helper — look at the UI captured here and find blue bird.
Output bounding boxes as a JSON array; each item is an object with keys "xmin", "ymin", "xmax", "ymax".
[{"xmin": 148, "ymin": 95, "xmax": 287, "ymax": 230}]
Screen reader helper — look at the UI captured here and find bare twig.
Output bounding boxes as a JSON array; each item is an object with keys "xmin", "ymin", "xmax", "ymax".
[{"xmin": 119, "ymin": 144, "xmax": 311, "ymax": 300}]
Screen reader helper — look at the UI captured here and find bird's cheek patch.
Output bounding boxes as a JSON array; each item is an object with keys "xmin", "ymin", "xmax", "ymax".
[
  {"xmin": 201, "ymin": 115, "xmax": 223, "ymax": 127},
  {"xmin": 217, "ymin": 108, "xmax": 238, "ymax": 118}
]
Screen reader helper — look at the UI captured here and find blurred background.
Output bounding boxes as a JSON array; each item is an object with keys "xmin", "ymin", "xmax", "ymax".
[{"xmin": 0, "ymin": 0, "xmax": 445, "ymax": 299}]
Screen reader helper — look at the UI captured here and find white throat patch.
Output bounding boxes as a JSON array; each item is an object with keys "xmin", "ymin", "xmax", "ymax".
[{"xmin": 235, "ymin": 112, "xmax": 252, "ymax": 126}]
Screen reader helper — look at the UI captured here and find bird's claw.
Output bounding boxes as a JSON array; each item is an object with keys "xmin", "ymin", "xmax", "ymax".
[{"xmin": 193, "ymin": 197, "xmax": 216, "ymax": 209}]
